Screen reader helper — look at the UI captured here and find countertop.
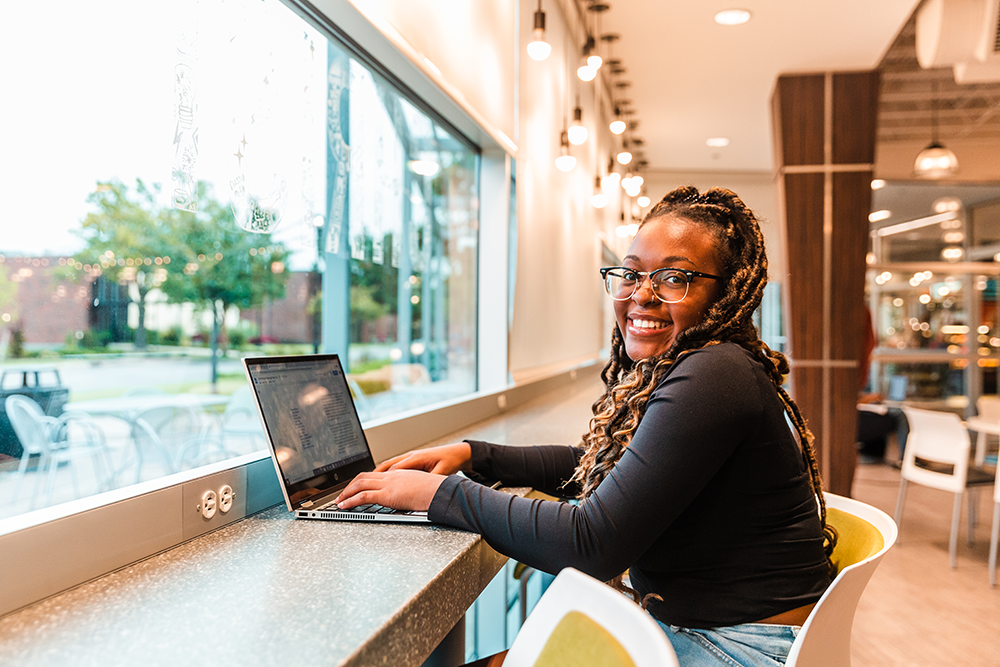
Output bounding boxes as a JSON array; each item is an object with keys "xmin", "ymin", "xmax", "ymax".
[{"xmin": 0, "ymin": 503, "xmax": 508, "ymax": 666}]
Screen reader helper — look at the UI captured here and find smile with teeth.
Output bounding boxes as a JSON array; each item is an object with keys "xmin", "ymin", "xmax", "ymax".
[{"xmin": 629, "ymin": 318, "xmax": 669, "ymax": 331}]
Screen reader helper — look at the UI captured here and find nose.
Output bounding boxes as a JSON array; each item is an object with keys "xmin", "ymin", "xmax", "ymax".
[{"xmin": 631, "ymin": 274, "xmax": 657, "ymax": 304}]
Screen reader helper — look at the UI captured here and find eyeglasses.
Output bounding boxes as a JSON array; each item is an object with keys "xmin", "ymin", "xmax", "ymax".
[{"xmin": 600, "ymin": 266, "xmax": 723, "ymax": 303}]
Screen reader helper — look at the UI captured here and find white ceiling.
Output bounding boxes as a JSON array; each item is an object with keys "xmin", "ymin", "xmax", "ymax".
[{"xmin": 594, "ymin": 0, "xmax": 921, "ymax": 173}]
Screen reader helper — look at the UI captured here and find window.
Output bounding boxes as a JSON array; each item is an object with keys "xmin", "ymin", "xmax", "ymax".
[{"xmin": 0, "ymin": 0, "xmax": 478, "ymax": 520}]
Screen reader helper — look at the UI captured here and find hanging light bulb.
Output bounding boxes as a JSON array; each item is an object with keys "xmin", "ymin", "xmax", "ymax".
[
  {"xmin": 620, "ymin": 173, "xmax": 633, "ymax": 190},
  {"xmin": 585, "ymin": 36, "xmax": 602, "ymax": 70},
  {"xmin": 590, "ymin": 176, "xmax": 608, "ymax": 209},
  {"xmin": 914, "ymin": 81, "xmax": 959, "ymax": 179},
  {"xmin": 554, "ymin": 130, "xmax": 577, "ymax": 172},
  {"xmin": 617, "ymin": 139, "xmax": 633, "ymax": 165},
  {"xmin": 914, "ymin": 143, "xmax": 959, "ymax": 179},
  {"xmin": 588, "ymin": 5, "xmax": 610, "ymax": 69},
  {"xmin": 637, "ymin": 194, "xmax": 651, "ymax": 208},
  {"xmin": 602, "ymin": 158, "xmax": 620, "ymax": 190},
  {"xmin": 631, "ymin": 174, "xmax": 644, "ymax": 188},
  {"xmin": 567, "ymin": 104, "xmax": 588, "ymax": 145},
  {"xmin": 526, "ymin": 0, "xmax": 551, "ymax": 61},
  {"xmin": 577, "ymin": 61, "xmax": 596, "ymax": 82},
  {"xmin": 609, "ymin": 107, "xmax": 626, "ymax": 135}
]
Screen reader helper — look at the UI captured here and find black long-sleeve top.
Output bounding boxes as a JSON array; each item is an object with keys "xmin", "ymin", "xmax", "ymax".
[{"xmin": 427, "ymin": 342, "xmax": 831, "ymax": 628}]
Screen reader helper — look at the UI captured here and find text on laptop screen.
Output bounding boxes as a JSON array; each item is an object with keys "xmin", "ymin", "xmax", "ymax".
[{"xmin": 247, "ymin": 357, "xmax": 368, "ymax": 485}]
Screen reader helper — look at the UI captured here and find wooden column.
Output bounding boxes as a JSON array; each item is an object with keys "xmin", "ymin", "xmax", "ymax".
[{"xmin": 772, "ymin": 71, "xmax": 880, "ymax": 497}]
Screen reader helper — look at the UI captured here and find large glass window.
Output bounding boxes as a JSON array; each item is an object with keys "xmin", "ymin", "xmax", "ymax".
[{"xmin": 0, "ymin": 0, "xmax": 478, "ymax": 520}]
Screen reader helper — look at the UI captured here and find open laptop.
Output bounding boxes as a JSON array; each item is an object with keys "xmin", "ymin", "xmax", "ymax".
[{"xmin": 243, "ymin": 354, "xmax": 430, "ymax": 523}]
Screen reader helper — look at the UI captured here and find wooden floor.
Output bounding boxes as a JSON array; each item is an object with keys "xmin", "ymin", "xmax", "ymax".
[{"xmin": 851, "ymin": 460, "xmax": 1000, "ymax": 666}]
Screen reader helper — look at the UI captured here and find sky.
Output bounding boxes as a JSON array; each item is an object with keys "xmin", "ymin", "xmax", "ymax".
[{"xmin": 0, "ymin": 0, "xmax": 328, "ymax": 270}]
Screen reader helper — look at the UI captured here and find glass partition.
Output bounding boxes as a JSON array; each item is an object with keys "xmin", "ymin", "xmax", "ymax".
[{"xmin": 0, "ymin": 0, "xmax": 479, "ymax": 519}]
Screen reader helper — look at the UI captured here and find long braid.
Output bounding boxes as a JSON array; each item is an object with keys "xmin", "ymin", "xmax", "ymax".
[{"xmin": 576, "ymin": 185, "xmax": 837, "ymax": 599}]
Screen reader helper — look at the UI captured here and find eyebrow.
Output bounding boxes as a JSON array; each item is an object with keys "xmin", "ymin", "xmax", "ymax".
[{"xmin": 622, "ymin": 254, "xmax": 694, "ymax": 266}]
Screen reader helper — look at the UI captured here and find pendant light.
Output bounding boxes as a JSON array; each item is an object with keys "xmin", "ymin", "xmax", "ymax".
[
  {"xmin": 555, "ymin": 130, "xmax": 577, "ymax": 172},
  {"xmin": 526, "ymin": 0, "xmax": 551, "ymax": 61},
  {"xmin": 617, "ymin": 138, "xmax": 632, "ymax": 165},
  {"xmin": 590, "ymin": 175, "xmax": 608, "ymax": 209},
  {"xmin": 587, "ymin": 4, "xmax": 610, "ymax": 70},
  {"xmin": 914, "ymin": 81, "xmax": 958, "ymax": 179},
  {"xmin": 610, "ymin": 107, "xmax": 626, "ymax": 135},
  {"xmin": 568, "ymin": 98, "xmax": 588, "ymax": 145}
]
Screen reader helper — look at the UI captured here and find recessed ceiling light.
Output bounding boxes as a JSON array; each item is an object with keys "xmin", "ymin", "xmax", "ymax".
[
  {"xmin": 870, "ymin": 179, "xmax": 886, "ymax": 190},
  {"xmin": 706, "ymin": 137, "xmax": 731, "ymax": 147},
  {"xmin": 868, "ymin": 210, "xmax": 891, "ymax": 223},
  {"xmin": 714, "ymin": 9, "xmax": 751, "ymax": 25}
]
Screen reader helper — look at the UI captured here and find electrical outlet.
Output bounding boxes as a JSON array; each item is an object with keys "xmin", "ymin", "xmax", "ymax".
[
  {"xmin": 218, "ymin": 484, "xmax": 234, "ymax": 513},
  {"xmin": 182, "ymin": 467, "xmax": 247, "ymax": 541},
  {"xmin": 199, "ymin": 490, "xmax": 218, "ymax": 519}
]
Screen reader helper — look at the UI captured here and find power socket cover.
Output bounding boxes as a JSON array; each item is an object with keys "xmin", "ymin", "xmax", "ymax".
[
  {"xmin": 182, "ymin": 467, "xmax": 247, "ymax": 541},
  {"xmin": 200, "ymin": 490, "xmax": 218, "ymax": 519},
  {"xmin": 218, "ymin": 484, "xmax": 234, "ymax": 513}
]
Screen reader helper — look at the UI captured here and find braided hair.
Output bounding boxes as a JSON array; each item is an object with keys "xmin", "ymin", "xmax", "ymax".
[{"xmin": 570, "ymin": 185, "xmax": 836, "ymax": 601}]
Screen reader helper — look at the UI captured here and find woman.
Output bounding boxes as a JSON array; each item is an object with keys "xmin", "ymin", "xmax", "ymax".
[{"xmin": 336, "ymin": 186, "xmax": 834, "ymax": 666}]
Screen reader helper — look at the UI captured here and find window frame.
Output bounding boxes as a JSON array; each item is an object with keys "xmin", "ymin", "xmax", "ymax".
[{"xmin": 0, "ymin": 0, "xmax": 517, "ymax": 618}]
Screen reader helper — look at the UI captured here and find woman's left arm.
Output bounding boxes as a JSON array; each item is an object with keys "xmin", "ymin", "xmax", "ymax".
[{"xmin": 426, "ymin": 348, "xmax": 763, "ymax": 580}]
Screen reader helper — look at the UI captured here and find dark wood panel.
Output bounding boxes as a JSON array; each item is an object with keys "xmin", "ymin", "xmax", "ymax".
[
  {"xmin": 830, "ymin": 171, "xmax": 873, "ymax": 362},
  {"xmin": 790, "ymin": 366, "xmax": 824, "ymax": 475},
  {"xmin": 776, "ymin": 74, "xmax": 826, "ymax": 166},
  {"xmin": 832, "ymin": 71, "xmax": 880, "ymax": 165},
  {"xmin": 783, "ymin": 173, "xmax": 825, "ymax": 361},
  {"xmin": 828, "ymin": 367, "xmax": 861, "ymax": 496}
]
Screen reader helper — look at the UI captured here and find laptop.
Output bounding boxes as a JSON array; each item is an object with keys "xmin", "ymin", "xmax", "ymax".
[{"xmin": 243, "ymin": 353, "xmax": 431, "ymax": 523}]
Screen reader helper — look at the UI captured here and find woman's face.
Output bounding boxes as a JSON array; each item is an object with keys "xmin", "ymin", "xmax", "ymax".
[{"xmin": 614, "ymin": 216, "xmax": 725, "ymax": 361}]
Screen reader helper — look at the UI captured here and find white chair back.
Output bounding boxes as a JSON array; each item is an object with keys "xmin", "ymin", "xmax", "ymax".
[
  {"xmin": 5, "ymin": 395, "xmax": 53, "ymax": 455},
  {"xmin": 899, "ymin": 407, "xmax": 970, "ymax": 494},
  {"xmin": 786, "ymin": 493, "xmax": 897, "ymax": 667},
  {"xmin": 502, "ymin": 567, "xmax": 678, "ymax": 667},
  {"xmin": 977, "ymin": 395, "xmax": 1000, "ymax": 422}
]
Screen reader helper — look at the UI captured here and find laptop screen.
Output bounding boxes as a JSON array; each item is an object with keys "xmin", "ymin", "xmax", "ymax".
[{"xmin": 245, "ymin": 355, "xmax": 375, "ymax": 507}]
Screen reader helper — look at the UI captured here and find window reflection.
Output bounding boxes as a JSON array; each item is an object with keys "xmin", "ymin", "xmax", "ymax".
[{"xmin": 0, "ymin": 0, "xmax": 478, "ymax": 518}]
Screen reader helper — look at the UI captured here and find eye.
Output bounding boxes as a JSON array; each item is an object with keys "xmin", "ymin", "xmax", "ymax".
[
  {"xmin": 619, "ymin": 268, "xmax": 640, "ymax": 283},
  {"xmin": 658, "ymin": 270, "xmax": 688, "ymax": 287}
]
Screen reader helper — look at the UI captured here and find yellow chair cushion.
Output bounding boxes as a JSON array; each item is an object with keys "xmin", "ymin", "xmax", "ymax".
[
  {"xmin": 827, "ymin": 507, "xmax": 884, "ymax": 577},
  {"xmin": 532, "ymin": 611, "xmax": 637, "ymax": 667}
]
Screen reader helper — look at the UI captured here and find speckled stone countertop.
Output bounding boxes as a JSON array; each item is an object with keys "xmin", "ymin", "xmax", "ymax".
[
  {"xmin": 0, "ymin": 504, "xmax": 509, "ymax": 666},
  {"xmin": 0, "ymin": 373, "xmax": 604, "ymax": 667}
]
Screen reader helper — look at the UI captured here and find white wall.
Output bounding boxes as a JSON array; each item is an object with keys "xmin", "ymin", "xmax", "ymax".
[{"xmin": 350, "ymin": 0, "xmax": 625, "ymax": 381}]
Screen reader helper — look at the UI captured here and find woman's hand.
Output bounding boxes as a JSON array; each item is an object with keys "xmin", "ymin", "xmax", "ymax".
[
  {"xmin": 374, "ymin": 441, "xmax": 472, "ymax": 475},
  {"xmin": 334, "ymin": 469, "xmax": 446, "ymax": 512}
]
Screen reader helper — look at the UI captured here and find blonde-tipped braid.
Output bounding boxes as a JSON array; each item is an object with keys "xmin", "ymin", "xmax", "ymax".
[{"xmin": 572, "ymin": 186, "xmax": 837, "ymax": 600}]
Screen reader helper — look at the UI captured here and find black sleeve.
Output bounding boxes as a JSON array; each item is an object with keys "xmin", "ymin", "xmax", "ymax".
[
  {"xmin": 428, "ymin": 347, "xmax": 761, "ymax": 581},
  {"xmin": 465, "ymin": 440, "xmax": 583, "ymax": 498}
]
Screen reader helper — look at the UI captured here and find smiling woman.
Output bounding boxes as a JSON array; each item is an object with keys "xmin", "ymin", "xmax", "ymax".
[{"xmin": 335, "ymin": 186, "xmax": 837, "ymax": 667}]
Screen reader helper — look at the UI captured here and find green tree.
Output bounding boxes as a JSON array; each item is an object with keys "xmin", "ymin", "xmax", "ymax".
[
  {"xmin": 160, "ymin": 183, "xmax": 289, "ymax": 388},
  {"xmin": 65, "ymin": 179, "xmax": 177, "ymax": 349},
  {"xmin": 0, "ymin": 270, "xmax": 19, "ymax": 328}
]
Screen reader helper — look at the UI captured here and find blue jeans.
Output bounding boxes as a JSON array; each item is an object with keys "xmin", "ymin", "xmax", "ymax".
[{"xmin": 657, "ymin": 621, "xmax": 799, "ymax": 667}]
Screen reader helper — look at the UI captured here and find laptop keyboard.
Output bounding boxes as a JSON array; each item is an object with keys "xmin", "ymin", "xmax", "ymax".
[{"xmin": 317, "ymin": 500, "xmax": 416, "ymax": 515}]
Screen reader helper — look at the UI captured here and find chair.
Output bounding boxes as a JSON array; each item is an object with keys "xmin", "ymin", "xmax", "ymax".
[
  {"xmin": 987, "ymin": 465, "xmax": 1000, "ymax": 586},
  {"xmin": 785, "ymin": 493, "xmax": 897, "ymax": 667},
  {"xmin": 5, "ymin": 396, "xmax": 112, "ymax": 508},
  {"xmin": 218, "ymin": 386, "xmax": 265, "ymax": 452},
  {"xmin": 496, "ymin": 567, "xmax": 678, "ymax": 667},
  {"xmin": 967, "ymin": 395, "xmax": 1000, "ymax": 466},
  {"xmin": 894, "ymin": 407, "xmax": 994, "ymax": 568},
  {"xmin": 130, "ymin": 406, "xmax": 199, "ymax": 482}
]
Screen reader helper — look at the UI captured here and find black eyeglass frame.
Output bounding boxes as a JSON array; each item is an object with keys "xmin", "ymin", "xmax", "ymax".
[{"xmin": 599, "ymin": 266, "xmax": 724, "ymax": 303}]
